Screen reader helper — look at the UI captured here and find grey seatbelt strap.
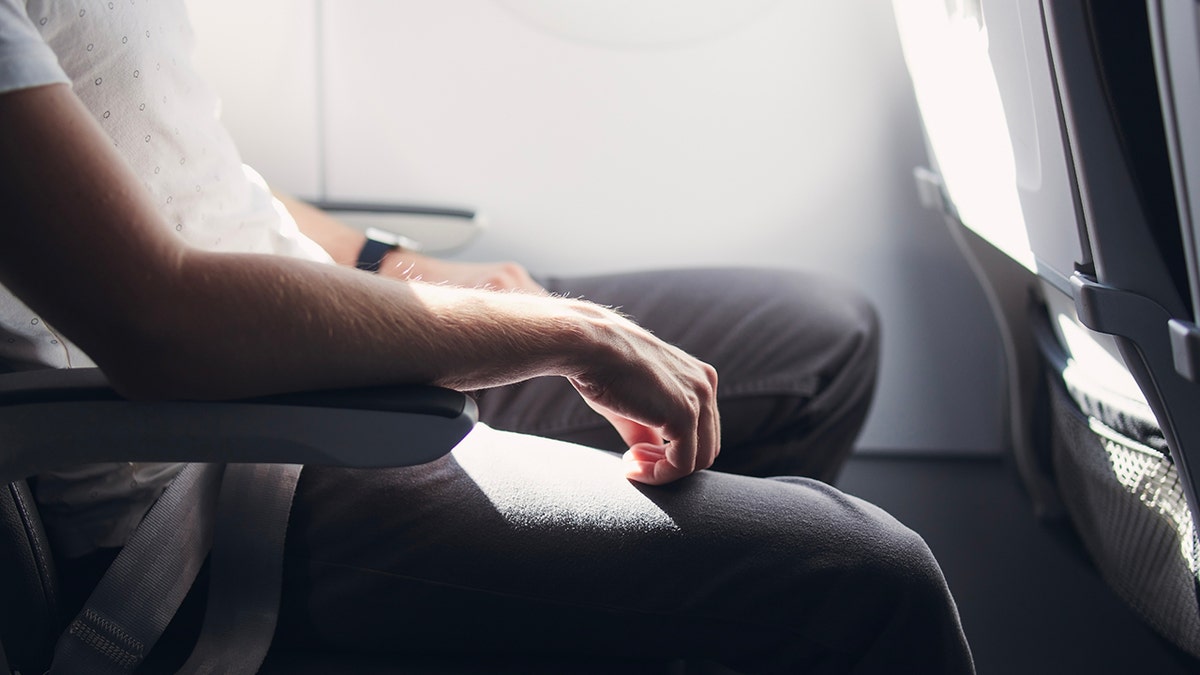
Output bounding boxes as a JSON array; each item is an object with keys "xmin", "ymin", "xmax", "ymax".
[
  {"xmin": 178, "ymin": 463, "xmax": 302, "ymax": 675},
  {"xmin": 48, "ymin": 462, "xmax": 223, "ymax": 674}
]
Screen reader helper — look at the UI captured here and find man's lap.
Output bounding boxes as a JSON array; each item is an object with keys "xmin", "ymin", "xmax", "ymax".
[{"xmin": 277, "ymin": 425, "xmax": 969, "ymax": 672}]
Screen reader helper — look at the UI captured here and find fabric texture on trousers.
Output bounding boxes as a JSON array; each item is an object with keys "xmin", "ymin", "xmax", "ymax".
[{"xmin": 273, "ymin": 268, "xmax": 974, "ymax": 673}]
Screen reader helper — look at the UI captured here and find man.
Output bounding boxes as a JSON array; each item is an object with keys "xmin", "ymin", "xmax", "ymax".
[{"xmin": 0, "ymin": 1, "xmax": 973, "ymax": 671}]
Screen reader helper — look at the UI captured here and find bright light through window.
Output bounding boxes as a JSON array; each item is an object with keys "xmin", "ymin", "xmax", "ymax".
[{"xmin": 893, "ymin": 0, "xmax": 1037, "ymax": 273}]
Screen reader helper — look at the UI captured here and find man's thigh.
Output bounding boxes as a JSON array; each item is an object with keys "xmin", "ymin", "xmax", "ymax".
[
  {"xmin": 476, "ymin": 267, "xmax": 880, "ymax": 481},
  {"xmin": 277, "ymin": 425, "xmax": 971, "ymax": 673}
]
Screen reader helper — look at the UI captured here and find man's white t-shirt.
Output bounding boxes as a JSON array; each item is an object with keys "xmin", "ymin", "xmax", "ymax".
[{"xmin": 0, "ymin": 0, "xmax": 334, "ymax": 556}]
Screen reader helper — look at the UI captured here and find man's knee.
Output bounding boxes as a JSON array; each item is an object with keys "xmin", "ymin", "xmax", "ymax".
[
  {"xmin": 744, "ymin": 269, "xmax": 880, "ymax": 387},
  {"xmin": 819, "ymin": 282, "xmax": 880, "ymax": 404},
  {"xmin": 788, "ymin": 271, "xmax": 879, "ymax": 388},
  {"xmin": 704, "ymin": 479, "xmax": 967, "ymax": 669},
  {"xmin": 813, "ymin": 497, "xmax": 967, "ymax": 668},
  {"xmin": 731, "ymin": 478, "xmax": 950, "ymax": 614},
  {"xmin": 859, "ymin": 513, "xmax": 951, "ymax": 612},
  {"xmin": 760, "ymin": 271, "xmax": 881, "ymax": 439}
]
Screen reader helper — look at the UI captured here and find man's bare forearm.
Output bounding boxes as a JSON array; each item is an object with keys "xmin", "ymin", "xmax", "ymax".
[
  {"xmin": 0, "ymin": 84, "xmax": 594, "ymax": 398},
  {"xmin": 138, "ymin": 249, "xmax": 611, "ymax": 399},
  {"xmin": 0, "ymin": 83, "xmax": 719, "ymax": 483}
]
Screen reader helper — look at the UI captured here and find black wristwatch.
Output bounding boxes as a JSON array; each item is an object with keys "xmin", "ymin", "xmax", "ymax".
[{"xmin": 355, "ymin": 228, "xmax": 422, "ymax": 273}]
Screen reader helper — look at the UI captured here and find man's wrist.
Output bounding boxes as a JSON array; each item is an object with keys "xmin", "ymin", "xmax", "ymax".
[
  {"xmin": 355, "ymin": 232, "xmax": 397, "ymax": 273},
  {"xmin": 550, "ymin": 299, "xmax": 625, "ymax": 379},
  {"xmin": 355, "ymin": 227, "xmax": 424, "ymax": 273}
]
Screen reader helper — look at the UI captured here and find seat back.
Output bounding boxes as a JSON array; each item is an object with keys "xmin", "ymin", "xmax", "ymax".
[
  {"xmin": 0, "ymin": 479, "xmax": 62, "ymax": 673},
  {"xmin": 894, "ymin": 0, "xmax": 1200, "ymax": 658}
]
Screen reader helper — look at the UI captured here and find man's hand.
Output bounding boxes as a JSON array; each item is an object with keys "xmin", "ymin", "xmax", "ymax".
[
  {"xmin": 380, "ymin": 252, "xmax": 546, "ymax": 294},
  {"xmin": 272, "ymin": 192, "xmax": 545, "ymax": 294},
  {"xmin": 565, "ymin": 307, "xmax": 721, "ymax": 485},
  {"xmin": 383, "ymin": 255, "xmax": 723, "ymax": 486}
]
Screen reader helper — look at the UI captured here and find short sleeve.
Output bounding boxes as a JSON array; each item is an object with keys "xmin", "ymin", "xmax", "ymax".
[{"xmin": 0, "ymin": 0, "xmax": 68, "ymax": 95}]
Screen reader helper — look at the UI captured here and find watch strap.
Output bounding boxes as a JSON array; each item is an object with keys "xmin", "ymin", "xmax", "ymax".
[{"xmin": 355, "ymin": 236, "xmax": 398, "ymax": 273}]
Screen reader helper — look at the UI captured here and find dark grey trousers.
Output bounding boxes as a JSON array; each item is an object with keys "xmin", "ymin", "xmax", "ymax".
[{"xmin": 276, "ymin": 268, "xmax": 975, "ymax": 673}]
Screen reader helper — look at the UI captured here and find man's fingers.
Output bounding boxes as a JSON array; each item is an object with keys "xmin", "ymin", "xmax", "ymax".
[
  {"xmin": 591, "ymin": 405, "xmax": 663, "ymax": 450},
  {"xmin": 695, "ymin": 403, "xmax": 718, "ymax": 471},
  {"xmin": 605, "ymin": 387, "xmax": 714, "ymax": 480},
  {"xmin": 699, "ymin": 372, "xmax": 720, "ymax": 470},
  {"xmin": 624, "ymin": 444, "xmax": 667, "ymax": 463},
  {"xmin": 395, "ymin": 257, "xmax": 546, "ymax": 294},
  {"xmin": 623, "ymin": 448, "xmax": 693, "ymax": 486},
  {"xmin": 571, "ymin": 328, "xmax": 720, "ymax": 484},
  {"xmin": 616, "ymin": 417, "xmax": 664, "ymax": 449},
  {"xmin": 677, "ymin": 365, "xmax": 719, "ymax": 473},
  {"xmin": 707, "ymin": 366, "xmax": 721, "ymax": 468},
  {"xmin": 670, "ymin": 437, "xmax": 698, "ymax": 474}
]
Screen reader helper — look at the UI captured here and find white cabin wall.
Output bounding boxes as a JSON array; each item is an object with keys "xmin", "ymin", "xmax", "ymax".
[
  {"xmin": 186, "ymin": 0, "xmax": 1004, "ymax": 454},
  {"xmin": 186, "ymin": 0, "xmax": 322, "ymax": 196}
]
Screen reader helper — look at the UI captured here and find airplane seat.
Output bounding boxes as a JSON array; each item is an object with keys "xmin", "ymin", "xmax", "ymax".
[
  {"xmin": 0, "ymin": 367, "xmax": 485, "ymax": 673},
  {"xmin": 1039, "ymin": 0, "xmax": 1200, "ymax": 654},
  {"xmin": 0, "ymin": 368, "xmax": 691, "ymax": 674},
  {"xmin": 0, "ymin": 478, "xmax": 62, "ymax": 671},
  {"xmin": 895, "ymin": 0, "xmax": 1200, "ymax": 659}
]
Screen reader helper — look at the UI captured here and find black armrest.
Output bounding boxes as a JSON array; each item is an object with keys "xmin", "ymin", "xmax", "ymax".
[{"xmin": 0, "ymin": 368, "xmax": 477, "ymax": 484}]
